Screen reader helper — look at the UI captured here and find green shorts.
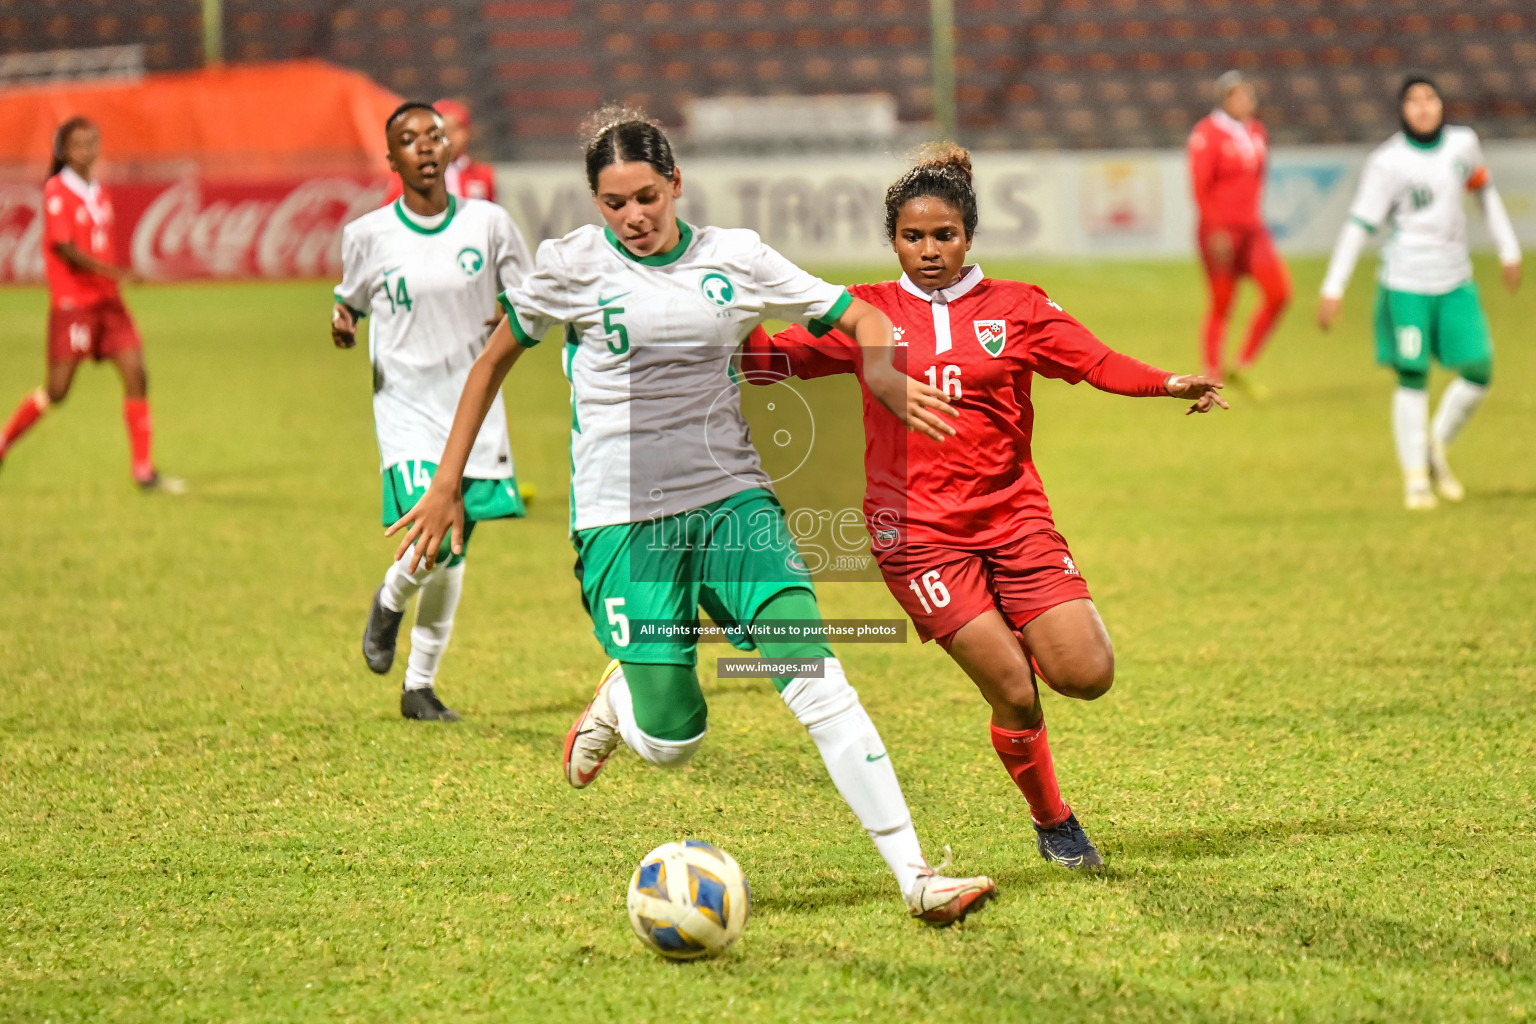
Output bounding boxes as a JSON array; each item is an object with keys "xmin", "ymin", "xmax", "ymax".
[
  {"xmin": 1372, "ymin": 282, "xmax": 1493, "ymax": 377},
  {"xmin": 572, "ymin": 487, "xmax": 815, "ymax": 666},
  {"xmin": 382, "ymin": 459, "xmax": 524, "ymax": 566}
]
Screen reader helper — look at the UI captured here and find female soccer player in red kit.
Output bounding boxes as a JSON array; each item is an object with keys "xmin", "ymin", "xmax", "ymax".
[
  {"xmin": 742, "ymin": 145, "xmax": 1225, "ymax": 871},
  {"xmin": 1188, "ymin": 70, "xmax": 1291, "ymax": 395},
  {"xmin": 0, "ymin": 117, "xmax": 180, "ymax": 490}
]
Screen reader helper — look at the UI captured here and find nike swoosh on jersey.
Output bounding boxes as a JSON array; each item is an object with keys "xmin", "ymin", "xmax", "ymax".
[
  {"xmin": 598, "ymin": 292, "xmax": 631, "ymax": 306},
  {"xmin": 866, "ymin": 751, "xmax": 888, "ymax": 762}
]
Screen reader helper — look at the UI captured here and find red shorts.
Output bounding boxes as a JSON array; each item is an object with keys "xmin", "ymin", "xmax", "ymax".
[
  {"xmin": 1197, "ymin": 223, "xmax": 1282, "ymax": 280},
  {"xmin": 47, "ymin": 299, "xmax": 141, "ymax": 363},
  {"xmin": 875, "ymin": 529, "xmax": 1093, "ymax": 645}
]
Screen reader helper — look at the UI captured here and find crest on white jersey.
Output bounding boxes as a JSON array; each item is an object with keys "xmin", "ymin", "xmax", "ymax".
[
  {"xmin": 457, "ymin": 247, "xmax": 484, "ymax": 276},
  {"xmin": 700, "ymin": 272, "xmax": 736, "ymax": 307},
  {"xmin": 974, "ymin": 319, "xmax": 1007, "ymax": 357}
]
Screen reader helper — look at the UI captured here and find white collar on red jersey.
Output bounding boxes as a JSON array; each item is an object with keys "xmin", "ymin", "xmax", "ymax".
[
  {"xmin": 899, "ymin": 264, "xmax": 984, "ymax": 305},
  {"xmin": 59, "ymin": 166, "xmax": 107, "ymax": 221},
  {"xmin": 1209, "ymin": 109, "xmax": 1257, "ymax": 159}
]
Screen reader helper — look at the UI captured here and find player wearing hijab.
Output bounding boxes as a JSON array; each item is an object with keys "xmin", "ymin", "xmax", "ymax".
[
  {"xmin": 0, "ymin": 117, "xmax": 182, "ymax": 491},
  {"xmin": 389, "ymin": 108, "xmax": 996, "ymax": 925},
  {"xmin": 741, "ymin": 145, "xmax": 1226, "ymax": 872},
  {"xmin": 1188, "ymin": 71, "xmax": 1292, "ymax": 397},
  {"xmin": 1319, "ymin": 75, "xmax": 1521, "ymax": 510},
  {"xmin": 333, "ymin": 102, "xmax": 532, "ymax": 721}
]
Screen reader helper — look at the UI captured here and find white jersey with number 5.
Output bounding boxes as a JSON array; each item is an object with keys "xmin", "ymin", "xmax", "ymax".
[
  {"xmin": 497, "ymin": 221, "xmax": 850, "ymax": 531},
  {"xmin": 1345, "ymin": 126, "xmax": 1492, "ymax": 294},
  {"xmin": 334, "ymin": 196, "xmax": 531, "ymax": 478}
]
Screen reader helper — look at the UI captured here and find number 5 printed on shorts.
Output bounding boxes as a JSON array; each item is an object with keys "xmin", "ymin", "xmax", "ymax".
[{"xmin": 605, "ymin": 597, "xmax": 630, "ymax": 647}]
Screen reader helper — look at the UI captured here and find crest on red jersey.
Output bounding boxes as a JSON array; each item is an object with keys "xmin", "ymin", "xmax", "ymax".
[{"xmin": 973, "ymin": 319, "xmax": 1007, "ymax": 356}]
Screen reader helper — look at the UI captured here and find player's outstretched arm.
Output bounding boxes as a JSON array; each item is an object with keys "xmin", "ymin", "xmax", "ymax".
[
  {"xmin": 331, "ymin": 303, "xmax": 357, "ymax": 348},
  {"xmin": 837, "ymin": 296, "xmax": 958, "ymax": 442},
  {"xmin": 1165, "ymin": 374, "xmax": 1229, "ymax": 415},
  {"xmin": 387, "ymin": 315, "xmax": 529, "ymax": 572}
]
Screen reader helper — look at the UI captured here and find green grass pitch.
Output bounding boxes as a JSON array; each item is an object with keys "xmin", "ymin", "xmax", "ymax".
[{"xmin": 1, "ymin": 256, "xmax": 1532, "ymax": 1022}]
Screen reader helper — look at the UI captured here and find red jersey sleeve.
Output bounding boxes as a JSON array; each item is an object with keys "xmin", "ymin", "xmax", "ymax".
[
  {"xmin": 1015, "ymin": 286, "xmax": 1115, "ymax": 384},
  {"xmin": 739, "ymin": 323, "xmax": 861, "ymax": 384},
  {"xmin": 41, "ymin": 184, "xmax": 76, "ymax": 249},
  {"xmin": 1188, "ymin": 123, "xmax": 1217, "ymax": 213}
]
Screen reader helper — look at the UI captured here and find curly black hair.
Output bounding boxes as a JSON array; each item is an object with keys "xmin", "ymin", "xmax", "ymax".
[{"xmin": 883, "ymin": 142, "xmax": 978, "ymax": 241}]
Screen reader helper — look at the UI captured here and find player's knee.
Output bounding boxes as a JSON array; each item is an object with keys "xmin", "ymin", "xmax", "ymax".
[
  {"xmin": 780, "ymin": 663, "xmax": 858, "ymax": 729},
  {"xmin": 992, "ymin": 666, "xmax": 1040, "ymax": 718},
  {"xmin": 45, "ymin": 381, "xmax": 71, "ymax": 405},
  {"xmin": 645, "ymin": 730, "xmax": 705, "ymax": 769},
  {"xmin": 1457, "ymin": 360, "xmax": 1492, "ymax": 387},
  {"xmin": 1053, "ymin": 649, "xmax": 1115, "ymax": 701}
]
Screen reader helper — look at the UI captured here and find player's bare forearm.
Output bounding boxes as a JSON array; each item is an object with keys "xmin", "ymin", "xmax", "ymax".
[
  {"xmin": 836, "ymin": 298, "xmax": 957, "ymax": 441},
  {"xmin": 386, "ymin": 317, "xmax": 527, "ymax": 571},
  {"xmin": 437, "ymin": 316, "xmax": 525, "ymax": 489}
]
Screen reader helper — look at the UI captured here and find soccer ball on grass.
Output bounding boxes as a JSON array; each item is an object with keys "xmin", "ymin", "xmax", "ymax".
[{"xmin": 626, "ymin": 839, "xmax": 749, "ymax": 960}]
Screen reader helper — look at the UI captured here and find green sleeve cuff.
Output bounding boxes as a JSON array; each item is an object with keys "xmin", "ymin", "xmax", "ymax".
[
  {"xmin": 333, "ymin": 293, "xmax": 366, "ymax": 320},
  {"xmin": 497, "ymin": 293, "xmax": 539, "ymax": 347},
  {"xmin": 1349, "ymin": 215, "xmax": 1378, "ymax": 234},
  {"xmin": 806, "ymin": 288, "xmax": 853, "ymax": 338}
]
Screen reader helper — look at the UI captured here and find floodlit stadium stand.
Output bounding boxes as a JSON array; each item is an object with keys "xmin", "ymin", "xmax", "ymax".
[{"xmin": 4, "ymin": 0, "xmax": 1534, "ymax": 158}]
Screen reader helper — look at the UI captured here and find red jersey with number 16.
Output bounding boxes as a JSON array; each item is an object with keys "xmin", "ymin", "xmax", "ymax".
[
  {"xmin": 42, "ymin": 169, "xmax": 121, "ymax": 311},
  {"xmin": 743, "ymin": 268, "xmax": 1169, "ymax": 550}
]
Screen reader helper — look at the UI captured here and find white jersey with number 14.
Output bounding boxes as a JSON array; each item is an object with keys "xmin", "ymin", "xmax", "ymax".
[{"xmin": 334, "ymin": 196, "xmax": 531, "ymax": 478}]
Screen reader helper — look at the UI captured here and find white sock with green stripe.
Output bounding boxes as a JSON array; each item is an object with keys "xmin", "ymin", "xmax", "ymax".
[{"xmin": 403, "ymin": 562, "xmax": 463, "ymax": 692}]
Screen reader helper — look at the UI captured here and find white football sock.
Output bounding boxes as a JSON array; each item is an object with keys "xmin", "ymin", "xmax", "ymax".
[
  {"xmin": 781, "ymin": 658, "xmax": 923, "ymax": 899},
  {"xmin": 1431, "ymin": 378, "xmax": 1489, "ymax": 449},
  {"xmin": 403, "ymin": 561, "xmax": 463, "ymax": 692},
  {"xmin": 1391, "ymin": 387, "xmax": 1430, "ymax": 482},
  {"xmin": 605, "ymin": 668, "xmax": 705, "ymax": 767},
  {"xmin": 381, "ymin": 544, "xmax": 433, "ymax": 614}
]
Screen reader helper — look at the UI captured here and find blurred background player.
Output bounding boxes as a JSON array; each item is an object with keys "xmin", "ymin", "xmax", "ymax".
[
  {"xmin": 743, "ymin": 145, "xmax": 1225, "ymax": 873},
  {"xmin": 0, "ymin": 117, "xmax": 183, "ymax": 492},
  {"xmin": 390, "ymin": 109, "xmax": 996, "ymax": 925},
  {"xmin": 1188, "ymin": 71, "xmax": 1292, "ymax": 398},
  {"xmin": 332, "ymin": 101, "xmax": 531, "ymax": 721},
  {"xmin": 382, "ymin": 98, "xmax": 494, "ymax": 204},
  {"xmin": 1318, "ymin": 75, "xmax": 1521, "ymax": 510}
]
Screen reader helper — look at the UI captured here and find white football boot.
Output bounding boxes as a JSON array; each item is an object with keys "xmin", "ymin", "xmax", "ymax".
[
  {"xmin": 906, "ymin": 846, "xmax": 996, "ymax": 926},
  {"xmin": 562, "ymin": 660, "xmax": 623, "ymax": 788},
  {"xmin": 1404, "ymin": 470, "xmax": 1437, "ymax": 511},
  {"xmin": 1428, "ymin": 440, "xmax": 1465, "ymax": 502}
]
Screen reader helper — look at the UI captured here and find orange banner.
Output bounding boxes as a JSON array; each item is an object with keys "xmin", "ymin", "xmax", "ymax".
[{"xmin": 0, "ymin": 60, "xmax": 402, "ymax": 180}]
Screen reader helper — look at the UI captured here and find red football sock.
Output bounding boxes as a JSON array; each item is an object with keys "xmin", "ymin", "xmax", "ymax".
[
  {"xmin": 123, "ymin": 397, "xmax": 153, "ymax": 481},
  {"xmin": 1, "ymin": 388, "xmax": 48, "ymax": 454},
  {"xmin": 1201, "ymin": 271, "xmax": 1236, "ymax": 378},
  {"xmin": 1237, "ymin": 260, "xmax": 1292, "ymax": 368},
  {"xmin": 991, "ymin": 719, "xmax": 1070, "ymax": 828}
]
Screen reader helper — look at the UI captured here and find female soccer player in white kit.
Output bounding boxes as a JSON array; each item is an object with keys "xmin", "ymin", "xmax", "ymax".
[
  {"xmin": 332, "ymin": 102, "xmax": 531, "ymax": 720},
  {"xmin": 1319, "ymin": 76, "xmax": 1521, "ymax": 509},
  {"xmin": 390, "ymin": 108, "xmax": 995, "ymax": 925}
]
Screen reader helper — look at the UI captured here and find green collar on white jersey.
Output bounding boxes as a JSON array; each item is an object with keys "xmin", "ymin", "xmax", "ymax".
[
  {"xmin": 393, "ymin": 194, "xmax": 457, "ymax": 235},
  {"xmin": 1403, "ymin": 131, "xmax": 1444, "ymax": 152},
  {"xmin": 603, "ymin": 219, "xmax": 694, "ymax": 267}
]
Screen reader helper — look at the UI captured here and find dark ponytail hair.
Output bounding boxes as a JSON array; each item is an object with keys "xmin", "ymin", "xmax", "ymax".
[
  {"xmin": 580, "ymin": 105, "xmax": 676, "ymax": 194},
  {"xmin": 48, "ymin": 116, "xmax": 95, "ymax": 179},
  {"xmin": 884, "ymin": 142, "xmax": 978, "ymax": 241}
]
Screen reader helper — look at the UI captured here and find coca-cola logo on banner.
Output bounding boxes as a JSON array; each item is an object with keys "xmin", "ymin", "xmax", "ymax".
[{"xmin": 0, "ymin": 177, "xmax": 389, "ymax": 283}]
